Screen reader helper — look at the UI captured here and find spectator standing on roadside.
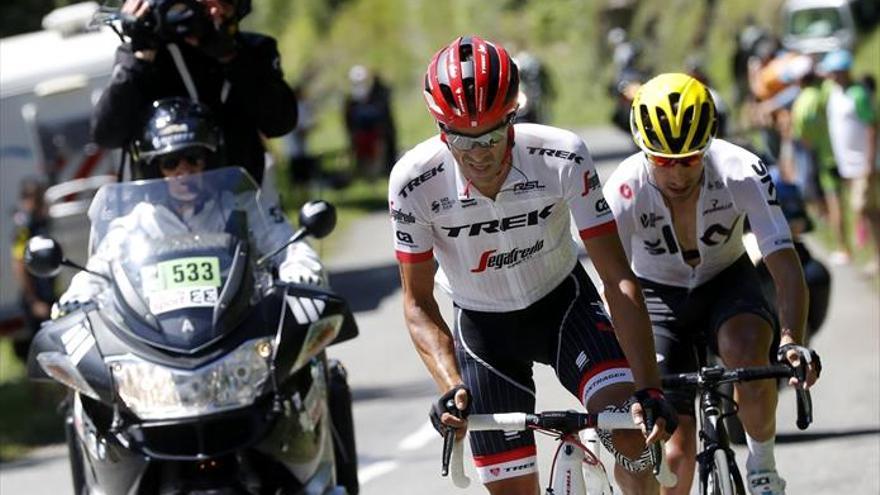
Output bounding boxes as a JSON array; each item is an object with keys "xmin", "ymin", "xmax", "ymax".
[
  {"xmin": 789, "ymin": 60, "xmax": 832, "ymax": 213},
  {"xmin": 821, "ymin": 49, "xmax": 879, "ymax": 268},
  {"xmin": 282, "ymin": 84, "xmax": 318, "ymax": 187},
  {"xmin": 92, "ymin": 0, "xmax": 297, "ymax": 185},
  {"xmin": 10, "ymin": 179, "xmax": 55, "ymax": 360},
  {"xmin": 343, "ymin": 65, "xmax": 398, "ymax": 180}
]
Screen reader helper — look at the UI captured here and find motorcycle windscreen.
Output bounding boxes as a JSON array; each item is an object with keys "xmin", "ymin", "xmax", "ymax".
[{"xmin": 112, "ymin": 232, "xmax": 252, "ymax": 352}]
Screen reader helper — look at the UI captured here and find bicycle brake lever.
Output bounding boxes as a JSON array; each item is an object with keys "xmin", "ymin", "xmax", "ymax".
[{"xmin": 441, "ymin": 427, "xmax": 454, "ymax": 476}]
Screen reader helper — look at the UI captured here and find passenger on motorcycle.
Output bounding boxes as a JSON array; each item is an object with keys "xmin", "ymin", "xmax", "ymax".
[
  {"xmin": 604, "ymin": 73, "xmax": 821, "ymax": 495},
  {"xmin": 58, "ymin": 98, "xmax": 324, "ymax": 312},
  {"xmin": 389, "ymin": 35, "xmax": 677, "ymax": 495}
]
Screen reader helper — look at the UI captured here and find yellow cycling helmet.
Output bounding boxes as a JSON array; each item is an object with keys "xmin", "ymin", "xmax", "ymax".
[{"xmin": 630, "ymin": 73, "xmax": 718, "ymax": 157}]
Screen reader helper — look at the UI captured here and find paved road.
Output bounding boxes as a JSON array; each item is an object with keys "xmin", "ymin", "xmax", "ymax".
[{"xmin": 2, "ymin": 127, "xmax": 878, "ymax": 494}]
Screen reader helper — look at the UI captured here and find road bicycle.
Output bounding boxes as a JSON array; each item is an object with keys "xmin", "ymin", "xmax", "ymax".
[
  {"xmin": 661, "ymin": 355, "xmax": 814, "ymax": 495},
  {"xmin": 442, "ymin": 409, "xmax": 678, "ymax": 494}
]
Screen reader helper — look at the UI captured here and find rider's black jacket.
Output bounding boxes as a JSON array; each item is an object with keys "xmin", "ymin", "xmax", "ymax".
[{"xmin": 91, "ymin": 33, "xmax": 297, "ymax": 184}]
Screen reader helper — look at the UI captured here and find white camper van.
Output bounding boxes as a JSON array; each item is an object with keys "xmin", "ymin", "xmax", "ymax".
[{"xmin": 0, "ymin": 2, "xmax": 120, "ymax": 333}]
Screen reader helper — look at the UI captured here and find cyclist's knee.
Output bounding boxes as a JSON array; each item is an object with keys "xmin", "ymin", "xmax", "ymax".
[
  {"xmin": 485, "ymin": 473, "xmax": 539, "ymax": 495},
  {"xmin": 594, "ymin": 398, "xmax": 654, "ymax": 473},
  {"xmin": 717, "ymin": 314, "xmax": 773, "ymax": 365},
  {"xmin": 585, "ymin": 382, "xmax": 634, "ymax": 412}
]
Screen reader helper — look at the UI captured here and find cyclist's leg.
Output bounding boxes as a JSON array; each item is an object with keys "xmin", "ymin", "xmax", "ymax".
[
  {"xmin": 546, "ymin": 265, "xmax": 655, "ymax": 494},
  {"xmin": 453, "ymin": 306, "xmax": 540, "ymax": 495},
  {"xmin": 640, "ymin": 282, "xmax": 701, "ymax": 495},
  {"xmin": 709, "ymin": 255, "xmax": 780, "ymax": 476}
]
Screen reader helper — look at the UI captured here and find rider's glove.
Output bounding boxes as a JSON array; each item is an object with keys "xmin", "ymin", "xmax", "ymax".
[
  {"xmin": 121, "ymin": 14, "xmax": 158, "ymax": 53},
  {"xmin": 776, "ymin": 343, "xmax": 822, "ymax": 378},
  {"xmin": 278, "ymin": 263, "xmax": 325, "ymax": 286},
  {"xmin": 429, "ymin": 385, "xmax": 471, "ymax": 436},
  {"xmin": 633, "ymin": 387, "xmax": 678, "ymax": 436}
]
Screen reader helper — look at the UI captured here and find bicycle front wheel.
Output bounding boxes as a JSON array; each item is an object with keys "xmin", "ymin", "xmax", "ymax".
[{"xmin": 704, "ymin": 449, "xmax": 745, "ymax": 495}]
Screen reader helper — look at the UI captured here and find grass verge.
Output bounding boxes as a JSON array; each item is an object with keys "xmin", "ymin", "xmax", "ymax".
[{"xmin": 0, "ymin": 339, "xmax": 66, "ymax": 463}]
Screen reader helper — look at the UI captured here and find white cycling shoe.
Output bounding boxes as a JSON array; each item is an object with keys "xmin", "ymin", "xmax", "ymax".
[{"xmin": 747, "ymin": 470, "xmax": 787, "ymax": 495}]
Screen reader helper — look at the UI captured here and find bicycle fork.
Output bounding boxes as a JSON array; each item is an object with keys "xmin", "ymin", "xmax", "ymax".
[{"xmin": 548, "ymin": 434, "xmax": 612, "ymax": 495}]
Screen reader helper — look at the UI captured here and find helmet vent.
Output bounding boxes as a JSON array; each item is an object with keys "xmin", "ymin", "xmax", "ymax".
[
  {"xmin": 668, "ymin": 92, "xmax": 681, "ymax": 116},
  {"xmin": 486, "ymin": 45, "xmax": 500, "ymax": 110},
  {"xmin": 691, "ymin": 102, "xmax": 712, "ymax": 149},
  {"xmin": 640, "ymin": 105, "xmax": 664, "ymax": 150}
]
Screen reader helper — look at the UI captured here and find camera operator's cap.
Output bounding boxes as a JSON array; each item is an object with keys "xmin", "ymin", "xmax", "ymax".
[{"xmin": 819, "ymin": 49, "xmax": 853, "ymax": 74}]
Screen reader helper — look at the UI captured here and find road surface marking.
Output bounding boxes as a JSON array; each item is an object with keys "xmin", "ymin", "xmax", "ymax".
[
  {"xmin": 358, "ymin": 460, "xmax": 398, "ymax": 485},
  {"xmin": 398, "ymin": 421, "xmax": 437, "ymax": 451}
]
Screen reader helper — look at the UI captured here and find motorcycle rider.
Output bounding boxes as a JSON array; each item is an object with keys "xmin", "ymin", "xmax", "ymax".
[
  {"xmin": 92, "ymin": 0, "xmax": 297, "ymax": 185},
  {"xmin": 59, "ymin": 97, "xmax": 324, "ymax": 311},
  {"xmin": 390, "ymin": 35, "xmax": 677, "ymax": 495},
  {"xmin": 603, "ymin": 73, "xmax": 821, "ymax": 495}
]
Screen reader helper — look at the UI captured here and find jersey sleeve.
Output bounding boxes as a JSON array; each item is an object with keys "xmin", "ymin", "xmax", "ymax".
[
  {"xmin": 602, "ymin": 167, "xmax": 636, "ymax": 261},
  {"xmin": 729, "ymin": 157, "xmax": 794, "ymax": 257},
  {"xmin": 560, "ymin": 137, "xmax": 617, "ymax": 240},
  {"xmin": 388, "ymin": 161, "xmax": 434, "ymax": 263}
]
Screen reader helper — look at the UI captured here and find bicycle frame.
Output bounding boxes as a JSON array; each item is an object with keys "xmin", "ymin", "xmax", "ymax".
[
  {"xmin": 446, "ymin": 411, "xmax": 677, "ymax": 494},
  {"xmin": 662, "ymin": 363, "xmax": 810, "ymax": 495},
  {"xmin": 695, "ymin": 384, "xmax": 745, "ymax": 495}
]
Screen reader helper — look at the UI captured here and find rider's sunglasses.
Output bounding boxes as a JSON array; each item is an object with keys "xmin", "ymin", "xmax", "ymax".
[
  {"xmin": 440, "ymin": 113, "xmax": 514, "ymax": 151},
  {"xmin": 154, "ymin": 148, "xmax": 211, "ymax": 172},
  {"xmin": 646, "ymin": 153, "xmax": 704, "ymax": 168}
]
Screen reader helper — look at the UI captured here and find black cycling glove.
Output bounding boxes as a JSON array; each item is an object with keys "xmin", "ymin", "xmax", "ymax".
[
  {"xmin": 429, "ymin": 385, "xmax": 471, "ymax": 436},
  {"xmin": 777, "ymin": 343, "xmax": 822, "ymax": 378},
  {"xmin": 633, "ymin": 387, "xmax": 678, "ymax": 435}
]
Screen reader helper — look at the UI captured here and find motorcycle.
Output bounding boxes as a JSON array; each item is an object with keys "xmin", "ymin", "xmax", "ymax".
[{"xmin": 24, "ymin": 168, "xmax": 359, "ymax": 494}]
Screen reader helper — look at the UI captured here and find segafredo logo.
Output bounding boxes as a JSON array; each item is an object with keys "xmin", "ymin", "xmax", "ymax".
[{"xmin": 470, "ymin": 239, "xmax": 544, "ymax": 273}]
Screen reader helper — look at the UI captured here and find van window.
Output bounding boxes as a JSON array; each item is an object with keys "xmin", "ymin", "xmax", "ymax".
[{"xmin": 789, "ymin": 8, "xmax": 844, "ymax": 37}]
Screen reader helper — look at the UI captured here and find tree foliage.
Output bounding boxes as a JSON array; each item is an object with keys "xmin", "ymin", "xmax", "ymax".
[{"xmin": 0, "ymin": 0, "xmax": 76, "ymax": 38}]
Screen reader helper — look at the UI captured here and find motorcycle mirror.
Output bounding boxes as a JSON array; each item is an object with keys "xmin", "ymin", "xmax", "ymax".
[
  {"xmin": 24, "ymin": 236, "xmax": 64, "ymax": 278},
  {"xmin": 256, "ymin": 200, "xmax": 337, "ymax": 268},
  {"xmin": 298, "ymin": 200, "xmax": 336, "ymax": 240}
]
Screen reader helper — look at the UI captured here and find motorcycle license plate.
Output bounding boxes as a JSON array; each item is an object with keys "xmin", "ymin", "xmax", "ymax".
[{"xmin": 141, "ymin": 257, "xmax": 221, "ymax": 314}]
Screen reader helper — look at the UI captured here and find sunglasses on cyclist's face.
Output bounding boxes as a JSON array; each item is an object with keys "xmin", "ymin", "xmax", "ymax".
[
  {"xmin": 441, "ymin": 114, "xmax": 514, "ymax": 151},
  {"xmin": 646, "ymin": 153, "xmax": 704, "ymax": 168},
  {"xmin": 154, "ymin": 148, "xmax": 211, "ymax": 173}
]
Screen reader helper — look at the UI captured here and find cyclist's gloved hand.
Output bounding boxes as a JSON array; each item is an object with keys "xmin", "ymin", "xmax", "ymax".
[
  {"xmin": 429, "ymin": 385, "xmax": 471, "ymax": 440},
  {"xmin": 777, "ymin": 343, "xmax": 821, "ymax": 389},
  {"xmin": 632, "ymin": 387, "xmax": 678, "ymax": 444}
]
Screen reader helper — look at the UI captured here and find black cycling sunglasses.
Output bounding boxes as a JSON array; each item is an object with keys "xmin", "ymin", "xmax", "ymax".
[{"xmin": 153, "ymin": 148, "xmax": 212, "ymax": 172}]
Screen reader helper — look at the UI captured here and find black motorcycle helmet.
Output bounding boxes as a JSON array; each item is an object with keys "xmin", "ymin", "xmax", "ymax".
[{"xmin": 131, "ymin": 98, "xmax": 224, "ymax": 180}]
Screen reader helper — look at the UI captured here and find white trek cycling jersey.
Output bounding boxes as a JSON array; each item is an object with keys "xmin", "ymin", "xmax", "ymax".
[
  {"xmin": 389, "ymin": 124, "xmax": 616, "ymax": 312},
  {"xmin": 603, "ymin": 139, "xmax": 793, "ymax": 289}
]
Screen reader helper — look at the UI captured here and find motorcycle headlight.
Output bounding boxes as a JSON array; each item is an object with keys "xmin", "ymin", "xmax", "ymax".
[{"xmin": 109, "ymin": 338, "xmax": 273, "ymax": 420}]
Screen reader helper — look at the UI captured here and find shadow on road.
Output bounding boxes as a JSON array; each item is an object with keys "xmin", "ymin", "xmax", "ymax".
[
  {"xmin": 777, "ymin": 427, "xmax": 880, "ymax": 444},
  {"xmin": 329, "ymin": 263, "xmax": 400, "ymax": 313},
  {"xmin": 351, "ymin": 378, "xmax": 436, "ymax": 403}
]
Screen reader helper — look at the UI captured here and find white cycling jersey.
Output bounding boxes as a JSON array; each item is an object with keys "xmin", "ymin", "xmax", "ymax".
[
  {"xmin": 603, "ymin": 139, "xmax": 793, "ymax": 289},
  {"xmin": 389, "ymin": 123, "xmax": 616, "ymax": 312}
]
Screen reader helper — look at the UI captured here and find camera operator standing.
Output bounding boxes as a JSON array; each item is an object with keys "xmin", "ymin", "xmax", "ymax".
[{"xmin": 92, "ymin": 0, "xmax": 297, "ymax": 185}]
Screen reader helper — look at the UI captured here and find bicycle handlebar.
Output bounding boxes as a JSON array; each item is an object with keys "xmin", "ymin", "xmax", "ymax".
[
  {"xmin": 662, "ymin": 363, "xmax": 813, "ymax": 430},
  {"xmin": 445, "ymin": 411, "xmax": 677, "ymax": 488}
]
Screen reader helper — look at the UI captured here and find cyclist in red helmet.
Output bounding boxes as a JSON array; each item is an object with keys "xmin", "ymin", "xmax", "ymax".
[{"xmin": 389, "ymin": 35, "xmax": 677, "ymax": 494}]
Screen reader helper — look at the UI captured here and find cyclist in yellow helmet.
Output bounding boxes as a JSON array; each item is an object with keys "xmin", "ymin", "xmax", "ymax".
[{"xmin": 604, "ymin": 73, "xmax": 821, "ymax": 495}]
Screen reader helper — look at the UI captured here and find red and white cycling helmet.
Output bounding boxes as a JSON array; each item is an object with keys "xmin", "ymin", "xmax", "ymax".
[{"xmin": 423, "ymin": 36, "xmax": 520, "ymax": 130}]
